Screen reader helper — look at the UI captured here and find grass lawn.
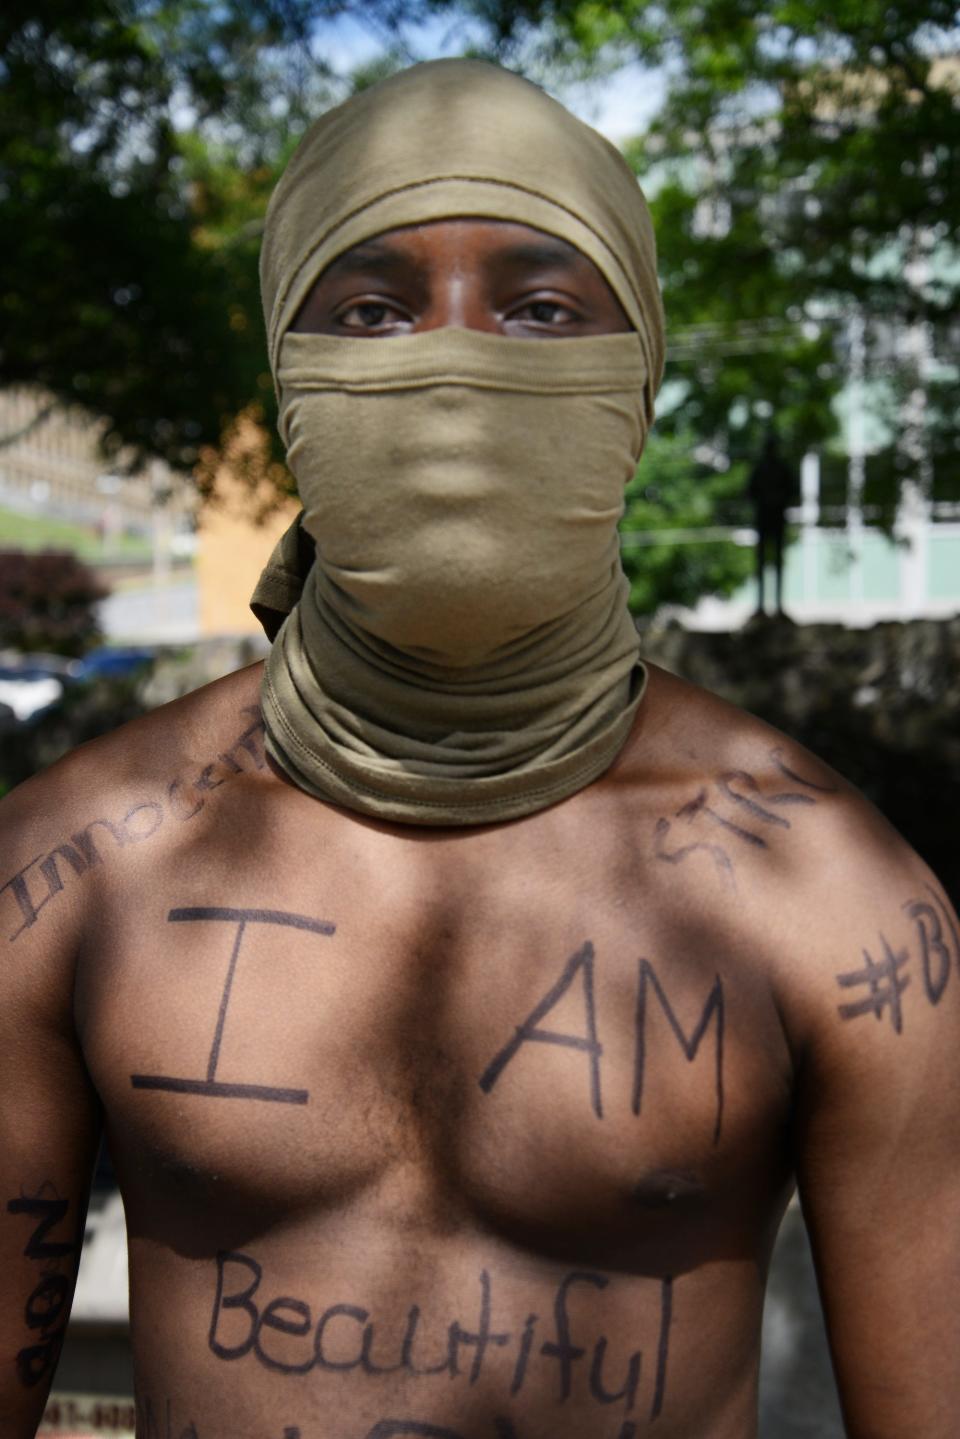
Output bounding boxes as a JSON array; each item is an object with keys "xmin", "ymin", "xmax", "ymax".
[{"xmin": 0, "ymin": 504, "xmax": 152, "ymax": 563}]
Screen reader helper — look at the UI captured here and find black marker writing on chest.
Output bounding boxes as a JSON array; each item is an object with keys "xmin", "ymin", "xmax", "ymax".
[
  {"xmin": 130, "ymin": 906, "xmax": 335, "ymax": 1104},
  {"xmin": 478, "ymin": 944, "xmax": 725, "ymax": 1142}
]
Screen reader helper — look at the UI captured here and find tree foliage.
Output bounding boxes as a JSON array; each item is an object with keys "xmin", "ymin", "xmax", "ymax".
[
  {"xmin": 456, "ymin": 0, "xmax": 960, "ymax": 497},
  {"xmin": 0, "ymin": 2, "xmax": 390, "ymax": 474},
  {"xmin": 5, "ymin": 0, "xmax": 959, "ymax": 620},
  {"xmin": 622, "ymin": 431, "xmax": 755, "ymax": 618}
]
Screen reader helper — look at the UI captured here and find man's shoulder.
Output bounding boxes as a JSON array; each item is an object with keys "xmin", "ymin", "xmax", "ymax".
[
  {"xmin": 627, "ymin": 658, "xmax": 851, "ymax": 822},
  {"xmin": 627, "ymin": 660, "xmax": 934, "ymax": 936},
  {"xmin": 630, "ymin": 662, "xmax": 953, "ymax": 1048},
  {"xmin": 3, "ymin": 661, "xmax": 264, "ymax": 816},
  {"xmin": 0, "ymin": 663, "xmax": 268, "ymax": 950},
  {"xmin": 634, "ymin": 659, "xmax": 894, "ymax": 839}
]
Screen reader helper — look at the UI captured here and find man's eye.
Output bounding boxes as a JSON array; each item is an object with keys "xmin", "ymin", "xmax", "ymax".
[
  {"xmin": 337, "ymin": 301, "xmax": 404, "ymax": 329},
  {"xmin": 512, "ymin": 300, "xmax": 579, "ymax": 326}
]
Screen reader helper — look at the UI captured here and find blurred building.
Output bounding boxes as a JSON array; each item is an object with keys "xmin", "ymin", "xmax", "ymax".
[
  {"xmin": 0, "ymin": 390, "xmax": 299, "ymax": 644},
  {"xmin": 681, "ymin": 452, "xmax": 960, "ymax": 629},
  {"xmin": 194, "ymin": 414, "xmax": 299, "ymax": 638},
  {"xmin": 0, "ymin": 388, "xmax": 195, "ymax": 559},
  {"xmin": 0, "ymin": 387, "xmax": 199, "ymax": 644}
]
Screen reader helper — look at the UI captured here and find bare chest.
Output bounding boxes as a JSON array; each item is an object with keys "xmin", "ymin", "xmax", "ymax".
[{"xmin": 77, "ymin": 795, "xmax": 794, "ymax": 1270}]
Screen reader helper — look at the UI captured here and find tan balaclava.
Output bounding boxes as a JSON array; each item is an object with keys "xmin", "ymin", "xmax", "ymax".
[{"xmin": 254, "ymin": 59, "xmax": 665, "ymax": 826}]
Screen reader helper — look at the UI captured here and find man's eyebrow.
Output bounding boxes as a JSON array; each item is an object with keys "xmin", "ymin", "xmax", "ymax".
[
  {"xmin": 321, "ymin": 243, "xmax": 424, "ymax": 280},
  {"xmin": 484, "ymin": 240, "xmax": 585, "ymax": 273}
]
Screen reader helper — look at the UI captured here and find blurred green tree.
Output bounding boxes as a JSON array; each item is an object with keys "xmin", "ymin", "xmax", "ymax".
[
  {"xmin": 7, "ymin": 1, "xmax": 958, "ymax": 619},
  {"xmin": 621, "ymin": 431, "xmax": 755, "ymax": 619},
  {"xmin": 454, "ymin": 0, "xmax": 960, "ymax": 503},
  {"xmin": 0, "ymin": 1, "xmax": 406, "ymax": 475}
]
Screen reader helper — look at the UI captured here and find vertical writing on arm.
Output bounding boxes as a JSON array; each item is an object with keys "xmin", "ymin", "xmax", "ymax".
[{"xmin": 6, "ymin": 1185, "xmax": 80, "ymax": 1388}]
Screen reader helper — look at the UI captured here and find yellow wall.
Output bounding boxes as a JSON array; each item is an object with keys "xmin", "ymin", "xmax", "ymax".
[{"xmin": 196, "ymin": 422, "xmax": 299, "ymax": 636}]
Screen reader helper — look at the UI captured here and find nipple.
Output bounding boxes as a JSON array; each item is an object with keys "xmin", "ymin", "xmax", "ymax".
[{"xmin": 630, "ymin": 1169, "xmax": 705, "ymax": 1210}]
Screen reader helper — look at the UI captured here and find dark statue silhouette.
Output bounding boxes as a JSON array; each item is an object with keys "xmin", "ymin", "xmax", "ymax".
[{"xmin": 748, "ymin": 433, "xmax": 798, "ymax": 617}]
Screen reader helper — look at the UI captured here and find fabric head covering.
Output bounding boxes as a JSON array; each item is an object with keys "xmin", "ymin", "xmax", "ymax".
[{"xmin": 253, "ymin": 58, "xmax": 665, "ymax": 826}]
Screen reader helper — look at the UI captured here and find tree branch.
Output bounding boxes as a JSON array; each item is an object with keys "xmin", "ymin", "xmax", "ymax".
[{"xmin": 0, "ymin": 399, "xmax": 57, "ymax": 451}]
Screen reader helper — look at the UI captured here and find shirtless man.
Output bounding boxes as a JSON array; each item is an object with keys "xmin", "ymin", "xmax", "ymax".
[{"xmin": 2, "ymin": 59, "xmax": 959, "ymax": 1439}]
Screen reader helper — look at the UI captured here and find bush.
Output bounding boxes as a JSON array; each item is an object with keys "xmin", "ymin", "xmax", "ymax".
[{"xmin": 0, "ymin": 549, "xmax": 108, "ymax": 656}]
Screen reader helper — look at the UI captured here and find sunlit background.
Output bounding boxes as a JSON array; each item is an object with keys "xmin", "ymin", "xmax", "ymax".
[{"xmin": 2, "ymin": 3, "xmax": 958, "ymax": 1433}]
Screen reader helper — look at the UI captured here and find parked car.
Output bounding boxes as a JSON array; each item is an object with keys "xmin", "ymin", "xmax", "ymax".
[
  {"xmin": 0, "ymin": 663, "xmax": 64, "ymax": 722},
  {"xmin": 73, "ymin": 646, "xmax": 156, "ymax": 681},
  {"xmin": 0, "ymin": 645, "xmax": 155, "ymax": 725}
]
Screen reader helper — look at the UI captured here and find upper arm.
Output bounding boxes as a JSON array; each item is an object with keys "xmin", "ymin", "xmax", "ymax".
[
  {"xmin": 0, "ymin": 778, "xmax": 102, "ymax": 1435},
  {"xmin": 786, "ymin": 805, "xmax": 960, "ymax": 1438}
]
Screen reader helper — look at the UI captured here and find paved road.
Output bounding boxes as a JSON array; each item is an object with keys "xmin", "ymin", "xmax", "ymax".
[{"xmin": 98, "ymin": 580, "xmax": 199, "ymax": 644}]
